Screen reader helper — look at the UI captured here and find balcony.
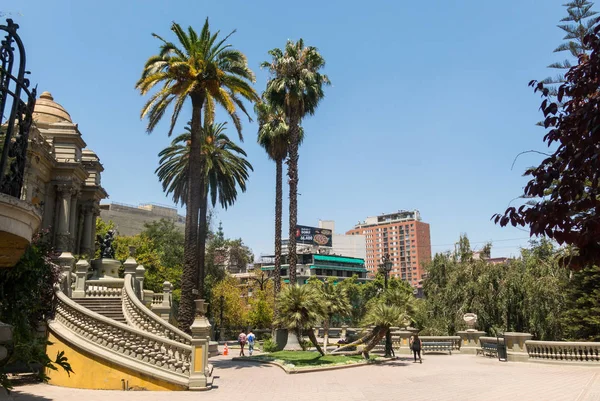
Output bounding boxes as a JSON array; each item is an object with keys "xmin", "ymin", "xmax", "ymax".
[{"xmin": 0, "ymin": 193, "xmax": 41, "ymax": 267}]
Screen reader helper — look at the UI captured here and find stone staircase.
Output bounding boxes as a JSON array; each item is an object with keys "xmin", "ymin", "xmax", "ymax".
[{"xmin": 72, "ymin": 297, "xmax": 126, "ymax": 324}]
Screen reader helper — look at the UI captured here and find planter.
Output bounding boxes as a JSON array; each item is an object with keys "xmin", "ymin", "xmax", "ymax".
[{"xmin": 0, "ymin": 194, "xmax": 42, "ymax": 268}]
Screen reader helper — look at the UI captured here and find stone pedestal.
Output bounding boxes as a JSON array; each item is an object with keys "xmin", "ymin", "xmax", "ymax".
[
  {"xmin": 72, "ymin": 259, "xmax": 89, "ymax": 298},
  {"xmin": 91, "ymin": 258, "xmax": 121, "ymax": 279},
  {"xmin": 283, "ymin": 330, "xmax": 303, "ymax": 351},
  {"xmin": 57, "ymin": 252, "xmax": 75, "ymax": 297},
  {"xmin": 189, "ymin": 299, "xmax": 212, "ymax": 391},
  {"xmin": 274, "ymin": 328, "xmax": 288, "ymax": 351},
  {"xmin": 396, "ymin": 330, "xmax": 414, "ymax": 354},
  {"xmin": 504, "ymin": 332, "xmax": 533, "ymax": 362},
  {"xmin": 457, "ymin": 330, "xmax": 487, "ymax": 354}
]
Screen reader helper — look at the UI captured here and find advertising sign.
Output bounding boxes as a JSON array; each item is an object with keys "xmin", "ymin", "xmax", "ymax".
[{"xmin": 295, "ymin": 225, "xmax": 332, "ymax": 247}]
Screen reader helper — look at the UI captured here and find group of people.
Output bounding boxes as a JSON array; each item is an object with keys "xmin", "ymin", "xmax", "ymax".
[{"xmin": 237, "ymin": 330, "xmax": 256, "ymax": 356}]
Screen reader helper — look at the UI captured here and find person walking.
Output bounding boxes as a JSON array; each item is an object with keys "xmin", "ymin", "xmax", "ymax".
[
  {"xmin": 410, "ymin": 333, "xmax": 422, "ymax": 364},
  {"xmin": 238, "ymin": 330, "xmax": 247, "ymax": 357},
  {"xmin": 247, "ymin": 330, "xmax": 256, "ymax": 356}
]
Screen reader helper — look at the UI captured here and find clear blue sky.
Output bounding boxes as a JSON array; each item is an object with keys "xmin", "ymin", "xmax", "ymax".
[{"xmin": 5, "ymin": 0, "xmax": 570, "ymax": 259}]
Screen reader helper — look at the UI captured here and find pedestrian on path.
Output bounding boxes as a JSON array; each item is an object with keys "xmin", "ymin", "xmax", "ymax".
[
  {"xmin": 410, "ymin": 334, "xmax": 422, "ymax": 364},
  {"xmin": 247, "ymin": 330, "xmax": 256, "ymax": 356},
  {"xmin": 238, "ymin": 331, "xmax": 247, "ymax": 356}
]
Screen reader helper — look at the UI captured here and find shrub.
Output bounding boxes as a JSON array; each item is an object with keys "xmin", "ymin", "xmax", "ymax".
[{"xmin": 262, "ymin": 338, "xmax": 278, "ymax": 353}]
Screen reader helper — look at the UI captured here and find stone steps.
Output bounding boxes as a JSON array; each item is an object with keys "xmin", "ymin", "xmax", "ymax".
[{"xmin": 73, "ymin": 298, "xmax": 127, "ymax": 324}]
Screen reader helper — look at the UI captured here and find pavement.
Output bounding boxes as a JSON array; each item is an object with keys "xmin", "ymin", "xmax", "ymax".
[{"xmin": 5, "ymin": 352, "xmax": 600, "ymax": 401}]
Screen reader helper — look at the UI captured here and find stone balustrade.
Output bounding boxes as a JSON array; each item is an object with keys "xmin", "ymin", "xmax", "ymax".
[
  {"xmin": 122, "ymin": 274, "xmax": 191, "ymax": 345},
  {"xmin": 84, "ymin": 278, "xmax": 124, "ymax": 298},
  {"xmin": 152, "ymin": 294, "xmax": 165, "ymax": 306},
  {"xmin": 526, "ymin": 340, "xmax": 600, "ymax": 363},
  {"xmin": 53, "ymin": 285, "xmax": 192, "ymax": 377}
]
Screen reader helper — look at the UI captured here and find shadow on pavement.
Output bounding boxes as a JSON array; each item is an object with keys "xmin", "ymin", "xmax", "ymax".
[
  {"xmin": 212, "ymin": 359, "xmax": 272, "ymax": 370},
  {"xmin": 9, "ymin": 389, "xmax": 52, "ymax": 401}
]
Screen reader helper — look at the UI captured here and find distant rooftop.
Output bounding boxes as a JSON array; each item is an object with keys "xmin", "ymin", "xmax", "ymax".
[{"xmin": 354, "ymin": 210, "xmax": 421, "ymax": 228}]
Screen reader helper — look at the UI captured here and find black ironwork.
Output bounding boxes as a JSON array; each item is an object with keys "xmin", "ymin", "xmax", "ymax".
[{"xmin": 0, "ymin": 19, "xmax": 37, "ymax": 197}]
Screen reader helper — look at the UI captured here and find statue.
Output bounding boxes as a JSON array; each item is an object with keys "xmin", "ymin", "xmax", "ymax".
[
  {"xmin": 97, "ymin": 230, "xmax": 116, "ymax": 259},
  {"xmin": 463, "ymin": 313, "xmax": 478, "ymax": 331}
]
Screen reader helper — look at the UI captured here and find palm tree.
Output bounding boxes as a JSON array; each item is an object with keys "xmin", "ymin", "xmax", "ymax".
[
  {"xmin": 276, "ymin": 284, "xmax": 325, "ymax": 355},
  {"xmin": 331, "ymin": 301, "xmax": 407, "ymax": 359},
  {"xmin": 262, "ymin": 40, "xmax": 330, "ymax": 285},
  {"xmin": 136, "ymin": 19, "xmax": 259, "ymax": 330},
  {"xmin": 156, "ymin": 122, "xmax": 252, "ymax": 303},
  {"xmin": 318, "ymin": 280, "xmax": 351, "ymax": 354},
  {"xmin": 255, "ymin": 99, "xmax": 304, "ymax": 299}
]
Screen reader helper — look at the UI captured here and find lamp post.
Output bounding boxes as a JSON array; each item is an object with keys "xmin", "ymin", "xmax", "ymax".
[
  {"xmin": 379, "ymin": 253, "xmax": 393, "ymax": 358},
  {"xmin": 219, "ymin": 295, "xmax": 225, "ymax": 341}
]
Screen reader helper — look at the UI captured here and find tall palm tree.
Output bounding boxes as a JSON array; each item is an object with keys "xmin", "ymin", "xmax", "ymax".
[
  {"xmin": 136, "ymin": 19, "xmax": 259, "ymax": 330},
  {"xmin": 276, "ymin": 284, "xmax": 325, "ymax": 355},
  {"xmin": 156, "ymin": 122, "xmax": 252, "ymax": 298},
  {"xmin": 262, "ymin": 40, "xmax": 330, "ymax": 285},
  {"xmin": 255, "ymin": 99, "xmax": 303, "ymax": 299}
]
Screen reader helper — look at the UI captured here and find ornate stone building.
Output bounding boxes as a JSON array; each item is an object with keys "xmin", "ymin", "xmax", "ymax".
[{"xmin": 22, "ymin": 91, "xmax": 107, "ymax": 254}]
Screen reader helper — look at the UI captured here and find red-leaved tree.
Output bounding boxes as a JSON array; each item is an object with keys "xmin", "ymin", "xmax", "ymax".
[{"xmin": 494, "ymin": 18, "xmax": 600, "ymax": 269}]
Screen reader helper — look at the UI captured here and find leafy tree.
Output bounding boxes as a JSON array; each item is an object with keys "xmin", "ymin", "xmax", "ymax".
[
  {"xmin": 247, "ymin": 280, "xmax": 275, "ymax": 329},
  {"xmin": 276, "ymin": 284, "xmax": 325, "ymax": 355},
  {"xmin": 256, "ymin": 99, "xmax": 303, "ymax": 298},
  {"xmin": 543, "ymin": 1, "xmax": 598, "ymax": 93},
  {"xmin": 563, "ymin": 265, "xmax": 600, "ymax": 340},
  {"xmin": 262, "ymin": 40, "xmax": 330, "ymax": 284},
  {"xmin": 494, "ymin": 22, "xmax": 600, "ymax": 269},
  {"xmin": 136, "ymin": 19, "xmax": 259, "ymax": 331},
  {"xmin": 0, "ymin": 231, "xmax": 73, "ymax": 391},
  {"xmin": 209, "ymin": 275, "xmax": 248, "ymax": 334}
]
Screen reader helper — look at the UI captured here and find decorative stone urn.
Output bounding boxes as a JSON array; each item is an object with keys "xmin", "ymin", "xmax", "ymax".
[{"xmin": 463, "ymin": 313, "xmax": 478, "ymax": 331}]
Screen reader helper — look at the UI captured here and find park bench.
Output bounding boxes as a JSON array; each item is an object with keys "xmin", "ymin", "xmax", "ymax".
[
  {"xmin": 421, "ymin": 341, "xmax": 453, "ymax": 355},
  {"xmin": 477, "ymin": 341, "xmax": 499, "ymax": 357}
]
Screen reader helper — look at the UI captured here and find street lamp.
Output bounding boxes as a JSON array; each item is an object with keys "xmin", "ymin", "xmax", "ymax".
[
  {"xmin": 219, "ymin": 295, "xmax": 225, "ymax": 341},
  {"xmin": 379, "ymin": 253, "xmax": 393, "ymax": 358}
]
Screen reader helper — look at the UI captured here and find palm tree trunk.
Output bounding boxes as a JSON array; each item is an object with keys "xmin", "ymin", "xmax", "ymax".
[
  {"xmin": 362, "ymin": 327, "xmax": 387, "ymax": 358},
  {"xmin": 197, "ymin": 182, "xmax": 208, "ymax": 298},
  {"xmin": 287, "ymin": 113, "xmax": 300, "ymax": 285},
  {"xmin": 307, "ymin": 328, "xmax": 325, "ymax": 356},
  {"xmin": 273, "ymin": 157, "xmax": 283, "ymax": 312},
  {"xmin": 178, "ymin": 96, "xmax": 204, "ymax": 332},
  {"xmin": 330, "ymin": 329, "xmax": 378, "ymax": 354},
  {"xmin": 323, "ymin": 318, "xmax": 330, "ymax": 355}
]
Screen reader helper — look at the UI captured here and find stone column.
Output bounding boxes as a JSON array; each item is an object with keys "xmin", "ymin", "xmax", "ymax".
[
  {"xmin": 73, "ymin": 259, "xmax": 89, "ymax": 298},
  {"xmin": 135, "ymin": 265, "xmax": 146, "ymax": 298},
  {"xmin": 504, "ymin": 332, "xmax": 533, "ymax": 362},
  {"xmin": 68, "ymin": 191, "xmax": 80, "ymax": 250},
  {"xmin": 162, "ymin": 281, "xmax": 172, "ymax": 307},
  {"xmin": 55, "ymin": 185, "xmax": 73, "ymax": 251},
  {"xmin": 57, "ymin": 252, "xmax": 75, "ymax": 297},
  {"xmin": 341, "ymin": 325, "xmax": 348, "ymax": 339},
  {"xmin": 396, "ymin": 329, "xmax": 414, "ymax": 354},
  {"xmin": 189, "ymin": 299, "xmax": 212, "ymax": 391},
  {"xmin": 80, "ymin": 203, "xmax": 95, "ymax": 256},
  {"xmin": 457, "ymin": 330, "xmax": 487, "ymax": 354}
]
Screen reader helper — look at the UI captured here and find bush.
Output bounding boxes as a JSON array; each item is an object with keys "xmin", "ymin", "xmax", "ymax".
[{"xmin": 262, "ymin": 338, "xmax": 278, "ymax": 353}]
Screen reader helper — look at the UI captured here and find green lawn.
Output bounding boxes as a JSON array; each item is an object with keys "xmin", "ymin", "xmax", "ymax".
[{"xmin": 250, "ymin": 351, "xmax": 372, "ymax": 367}]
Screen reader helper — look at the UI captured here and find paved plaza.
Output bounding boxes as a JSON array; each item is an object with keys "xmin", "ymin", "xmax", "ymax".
[{"xmin": 6, "ymin": 352, "xmax": 600, "ymax": 401}]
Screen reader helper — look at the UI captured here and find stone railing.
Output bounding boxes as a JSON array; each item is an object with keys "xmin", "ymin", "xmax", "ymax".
[
  {"xmin": 122, "ymin": 274, "xmax": 191, "ymax": 345},
  {"xmin": 84, "ymin": 278, "xmax": 124, "ymax": 298},
  {"xmin": 152, "ymin": 294, "xmax": 165, "ymax": 306},
  {"xmin": 53, "ymin": 285, "xmax": 192, "ymax": 378},
  {"xmin": 526, "ymin": 341, "xmax": 600, "ymax": 363}
]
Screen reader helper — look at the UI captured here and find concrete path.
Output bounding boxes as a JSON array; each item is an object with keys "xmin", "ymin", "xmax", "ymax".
[{"xmin": 6, "ymin": 353, "xmax": 600, "ymax": 401}]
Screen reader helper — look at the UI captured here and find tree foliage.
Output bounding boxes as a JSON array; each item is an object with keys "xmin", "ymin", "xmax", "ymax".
[
  {"xmin": 0, "ymin": 231, "xmax": 73, "ymax": 390},
  {"xmin": 495, "ymin": 19, "xmax": 600, "ymax": 269},
  {"xmin": 418, "ymin": 236, "xmax": 569, "ymax": 340}
]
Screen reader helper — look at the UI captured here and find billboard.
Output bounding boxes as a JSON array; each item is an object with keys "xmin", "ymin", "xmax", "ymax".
[{"xmin": 295, "ymin": 225, "xmax": 332, "ymax": 247}]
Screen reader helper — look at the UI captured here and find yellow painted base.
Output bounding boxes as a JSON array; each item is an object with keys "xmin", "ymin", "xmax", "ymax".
[{"xmin": 46, "ymin": 332, "xmax": 186, "ymax": 391}]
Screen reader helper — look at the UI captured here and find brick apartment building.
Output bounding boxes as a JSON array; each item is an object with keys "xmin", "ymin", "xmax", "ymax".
[{"xmin": 346, "ymin": 210, "xmax": 431, "ymax": 286}]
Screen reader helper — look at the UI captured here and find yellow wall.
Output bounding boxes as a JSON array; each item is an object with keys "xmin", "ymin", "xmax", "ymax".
[{"xmin": 46, "ymin": 331, "xmax": 186, "ymax": 391}]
